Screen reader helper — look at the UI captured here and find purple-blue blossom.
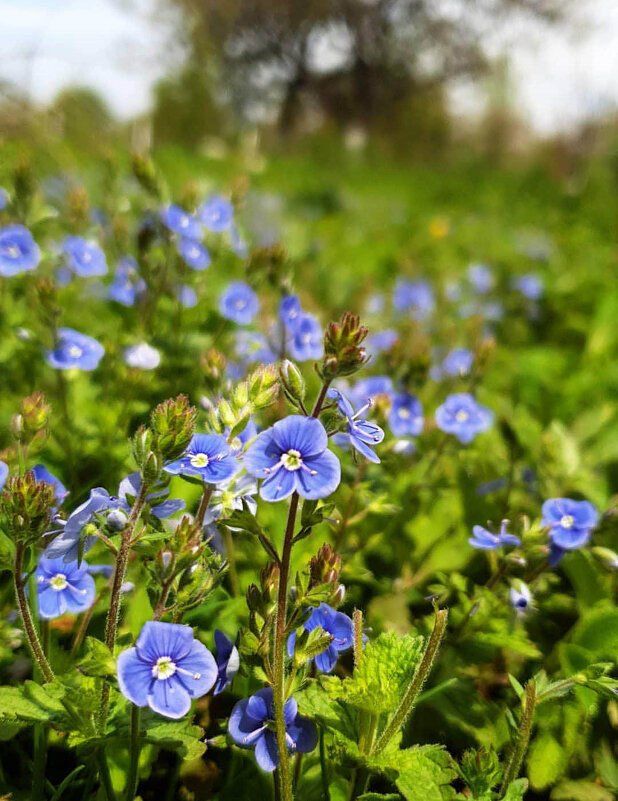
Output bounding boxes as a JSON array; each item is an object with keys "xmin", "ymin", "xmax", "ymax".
[
  {"xmin": 198, "ymin": 195, "xmax": 234, "ymax": 232},
  {"xmin": 46, "ymin": 328, "xmax": 105, "ymax": 371},
  {"xmin": 442, "ymin": 348, "xmax": 473, "ymax": 377},
  {"xmin": 228, "ymin": 688, "xmax": 317, "ymax": 772},
  {"xmin": 393, "ymin": 279, "xmax": 434, "ymax": 319},
  {"xmin": 117, "ymin": 621, "xmax": 217, "ymax": 718},
  {"xmin": 468, "ymin": 263, "xmax": 494, "ymax": 293},
  {"xmin": 107, "ymin": 257, "xmax": 146, "ymax": 306},
  {"xmin": 213, "ymin": 630, "xmax": 240, "ymax": 695},
  {"xmin": 469, "ymin": 520, "xmax": 520, "ymax": 550},
  {"xmin": 124, "ymin": 342, "xmax": 161, "ymax": 370},
  {"xmin": 509, "ymin": 581, "xmax": 532, "ymax": 617},
  {"xmin": 32, "ymin": 464, "xmax": 68, "ymax": 511},
  {"xmin": 36, "ymin": 555, "xmax": 96, "ymax": 619},
  {"xmin": 328, "ymin": 388, "xmax": 384, "ymax": 464},
  {"xmin": 388, "ymin": 393, "xmax": 424, "ymax": 438},
  {"xmin": 176, "ymin": 285, "xmax": 198, "ymax": 308},
  {"xmin": 287, "ymin": 603, "xmax": 354, "ymax": 673},
  {"xmin": 0, "ymin": 224, "xmax": 41, "ymax": 276},
  {"xmin": 514, "ymin": 273, "xmax": 543, "ymax": 300},
  {"xmin": 164, "ymin": 434, "xmax": 240, "ymax": 484},
  {"xmin": 177, "ymin": 238, "xmax": 211, "ymax": 270},
  {"xmin": 62, "ymin": 236, "xmax": 107, "ymax": 277},
  {"xmin": 542, "ymin": 498, "xmax": 598, "ymax": 565},
  {"xmin": 287, "ymin": 313, "xmax": 323, "ymax": 361},
  {"xmin": 160, "ymin": 205, "xmax": 202, "ymax": 240},
  {"xmin": 280, "ymin": 295, "xmax": 302, "ymax": 330},
  {"xmin": 219, "ymin": 282, "xmax": 260, "ymax": 325},
  {"xmin": 435, "ymin": 393, "xmax": 493, "ymax": 444}
]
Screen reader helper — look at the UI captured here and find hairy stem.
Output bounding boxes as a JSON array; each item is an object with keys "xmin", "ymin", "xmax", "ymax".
[
  {"xmin": 13, "ymin": 544, "xmax": 54, "ymax": 683},
  {"xmin": 371, "ymin": 608, "xmax": 448, "ymax": 756},
  {"xmin": 194, "ymin": 485, "xmax": 214, "ymax": 530},
  {"xmin": 353, "ymin": 609, "xmax": 363, "ymax": 670},
  {"xmin": 500, "ymin": 680, "xmax": 536, "ymax": 795}
]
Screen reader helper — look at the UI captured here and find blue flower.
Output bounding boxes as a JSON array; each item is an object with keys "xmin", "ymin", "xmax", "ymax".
[
  {"xmin": 36, "ymin": 555, "xmax": 96, "ymax": 619},
  {"xmin": 0, "ymin": 461, "xmax": 8, "ymax": 490},
  {"xmin": 328, "ymin": 389, "xmax": 384, "ymax": 464},
  {"xmin": 287, "ymin": 313, "xmax": 323, "ymax": 361},
  {"xmin": 287, "ymin": 603, "xmax": 354, "ymax": 673},
  {"xmin": 541, "ymin": 498, "xmax": 598, "ymax": 560},
  {"xmin": 509, "ymin": 581, "xmax": 532, "ymax": 617},
  {"xmin": 176, "ymin": 285, "xmax": 198, "ymax": 308},
  {"xmin": 469, "ymin": 520, "xmax": 520, "ymax": 550},
  {"xmin": 118, "ymin": 473, "xmax": 185, "ymax": 519},
  {"xmin": 213, "ymin": 630, "xmax": 240, "ymax": 695},
  {"xmin": 393, "ymin": 279, "xmax": 434, "ymax": 319},
  {"xmin": 62, "ymin": 236, "xmax": 107, "ymax": 277},
  {"xmin": 228, "ymin": 688, "xmax": 317, "ymax": 772},
  {"xmin": 219, "ymin": 282, "xmax": 260, "ymax": 325},
  {"xmin": 108, "ymin": 257, "xmax": 146, "ymax": 306},
  {"xmin": 177, "ymin": 238, "xmax": 211, "ymax": 270},
  {"xmin": 280, "ymin": 295, "xmax": 302, "ymax": 330},
  {"xmin": 164, "ymin": 434, "xmax": 240, "ymax": 484},
  {"xmin": 160, "ymin": 205, "xmax": 202, "ymax": 240},
  {"xmin": 198, "ymin": 195, "xmax": 234, "ymax": 232},
  {"xmin": 117, "ymin": 621, "xmax": 217, "ymax": 719},
  {"xmin": 0, "ymin": 224, "xmax": 41, "ymax": 276},
  {"xmin": 32, "ymin": 464, "xmax": 68, "ymax": 510},
  {"xmin": 468, "ymin": 263, "xmax": 494, "ymax": 293},
  {"xmin": 46, "ymin": 328, "xmax": 105, "ymax": 371},
  {"xmin": 388, "ymin": 393, "xmax": 424, "ymax": 438},
  {"xmin": 124, "ymin": 342, "xmax": 161, "ymax": 370},
  {"xmin": 348, "ymin": 375, "xmax": 393, "ymax": 407},
  {"xmin": 435, "ymin": 393, "xmax": 493, "ymax": 444},
  {"xmin": 514, "ymin": 273, "xmax": 543, "ymax": 300},
  {"xmin": 244, "ymin": 416, "xmax": 341, "ymax": 502},
  {"xmin": 442, "ymin": 348, "xmax": 473, "ymax": 377},
  {"xmin": 366, "ymin": 329, "xmax": 398, "ymax": 358},
  {"xmin": 45, "ymin": 488, "xmax": 121, "ymax": 561}
]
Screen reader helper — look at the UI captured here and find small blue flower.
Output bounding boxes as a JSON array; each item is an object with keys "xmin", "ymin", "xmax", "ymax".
[
  {"xmin": 62, "ymin": 236, "xmax": 107, "ymax": 277},
  {"xmin": 45, "ymin": 488, "xmax": 121, "ymax": 561},
  {"xmin": 0, "ymin": 224, "xmax": 41, "ymax": 276},
  {"xmin": 442, "ymin": 348, "xmax": 473, "ymax": 377},
  {"xmin": 541, "ymin": 498, "xmax": 598, "ymax": 558},
  {"xmin": 287, "ymin": 313, "xmax": 323, "ymax": 361},
  {"xmin": 164, "ymin": 434, "xmax": 240, "ymax": 484},
  {"xmin": 468, "ymin": 263, "xmax": 494, "ymax": 293},
  {"xmin": 234, "ymin": 331, "xmax": 277, "ymax": 365},
  {"xmin": 435, "ymin": 393, "xmax": 493, "ymax": 444},
  {"xmin": 365, "ymin": 293, "xmax": 385, "ymax": 314},
  {"xmin": 213, "ymin": 630, "xmax": 240, "ymax": 695},
  {"xmin": 228, "ymin": 687, "xmax": 317, "ymax": 772},
  {"xmin": 514, "ymin": 273, "xmax": 543, "ymax": 300},
  {"xmin": 32, "ymin": 464, "xmax": 68, "ymax": 511},
  {"xmin": 124, "ymin": 342, "xmax": 161, "ymax": 370},
  {"xmin": 117, "ymin": 621, "xmax": 217, "ymax": 719},
  {"xmin": 328, "ymin": 389, "xmax": 384, "ymax": 464},
  {"xmin": 204, "ymin": 473, "xmax": 258, "ymax": 528},
  {"xmin": 108, "ymin": 257, "xmax": 146, "ymax": 306},
  {"xmin": 177, "ymin": 238, "xmax": 211, "ymax": 270},
  {"xmin": 245, "ymin": 416, "xmax": 341, "ymax": 502},
  {"xmin": 348, "ymin": 375, "xmax": 393, "ymax": 407},
  {"xmin": 393, "ymin": 279, "xmax": 434, "ymax": 319},
  {"xmin": 36, "ymin": 555, "xmax": 96, "ymax": 619},
  {"xmin": 388, "ymin": 393, "xmax": 424, "ymax": 438},
  {"xmin": 160, "ymin": 205, "xmax": 202, "ymax": 240},
  {"xmin": 287, "ymin": 603, "xmax": 354, "ymax": 673},
  {"xmin": 118, "ymin": 473, "xmax": 185, "ymax": 519},
  {"xmin": 469, "ymin": 520, "xmax": 520, "ymax": 550},
  {"xmin": 198, "ymin": 195, "xmax": 234, "ymax": 232},
  {"xmin": 219, "ymin": 282, "xmax": 260, "ymax": 325},
  {"xmin": 509, "ymin": 581, "xmax": 532, "ymax": 617},
  {"xmin": 46, "ymin": 328, "xmax": 105, "ymax": 371},
  {"xmin": 280, "ymin": 295, "xmax": 302, "ymax": 330},
  {"xmin": 482, "ymin": 301, "xmax": 504, "ymax": 322},
  {"xmin": 176, "ymin": 285, "xmax": 198, "ymax": 308},
  {"xmin": 366, "ymin": 329, "xmax": 398, "ymax": 358},
  {"xmin": 0, "ymin": 461, "xmax": 8, "ymax": 490}
]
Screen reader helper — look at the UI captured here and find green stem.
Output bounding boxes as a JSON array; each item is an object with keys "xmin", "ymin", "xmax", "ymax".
[
  {"xmin": 319, "ymin": 727, "xmax": 330, "ymax": 801},
  {"xmin": 32, "ymin": 722, "xmax": 47, "ymax": 801},
  {"xmin": 353, "ymin": 609, "xmax": 363, "ymax": 670},
  {"xmin": 194, "ymin": 484, "xmax": 214, "ymax": 530},
  {"xmin": 126, "ymin": 704, "xmax": 141, "ymax": 801},
  {"xmin": 222, "ymin": 526, "xmax": 240, "ymax": 596},
  {"xmin": 371, "ymin": 608, "xmax": 448, "ymax": 756},
  {"xmin": 96, "ymin": 750, "xmax": 117, "ymax": 801},
  {"xmin": 13, "ymin": 544, "xmax": 54, "ymax": 683},
  {"xmin": 500, "ymin": 681, "xmax": 536, "ymax": 796}
]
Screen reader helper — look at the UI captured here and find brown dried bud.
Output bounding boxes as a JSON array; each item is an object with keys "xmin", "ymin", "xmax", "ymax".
[{"xmin": 320, "ymin": 312, "xmax": 370, "ymax": 380}]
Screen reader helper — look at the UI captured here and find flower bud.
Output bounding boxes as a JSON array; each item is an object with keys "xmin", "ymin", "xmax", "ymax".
[
  {"xmin": 332, "ymin": 583, "xmax": 346, "ymax": 605},
  {"xmin": 279, "ymin": 359, "xmax": 306, "ymax": 405},
  {"xmin": 591, "ymin": 546, "xmax": 618, "ymax": 570},
  {"xmin": 131, "ymin": 153, "xmax": 163, "ymax": 199},
  {"xmin": 19, "ymin": 392, "xmax": 51, "ymax": 439},
  {"xmin": 150, "ymin": 395, "xmax": 197, "ymax": 462},
  {"xmin": 320, "ymin": 312, "xmax": 369, "ymax": 380},
  {"xmin": 106, "ymin": 509, "xmax": 128, "ymax": 531},
  {"xmin": 0, "ymin": 472, "xmax": 56, "ymax": 544},
  {"xmin": 309, "ymin": 543, "xmax": 342, "ymax": 588}
]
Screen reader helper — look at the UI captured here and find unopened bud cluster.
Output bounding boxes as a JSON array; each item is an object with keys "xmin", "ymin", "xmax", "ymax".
[
  {"xmin": 0, "ymin": 473, "xmax": 56, "ymax": 545},
  {"xmin": 133, "ymin": 394, "xmax": 196, "ymax": 482},
  {"xmin": 205, "ymin": 365, "xmax": 278, "ymax": 440},
  {"xmin": 320, "ymin": 312, "xmax": 369, "ymax": 380}
]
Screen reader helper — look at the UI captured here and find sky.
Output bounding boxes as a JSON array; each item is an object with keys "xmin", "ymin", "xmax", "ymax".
[{"xmin": 1, "ymin": 0, "xmax": 617, "ymax": 135}]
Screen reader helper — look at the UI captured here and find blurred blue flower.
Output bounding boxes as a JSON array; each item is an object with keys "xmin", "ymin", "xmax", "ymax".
[
  {"xmin": 435, "ymin": 393, "xmax": 493, "ymax": 444},
  {"xmin": 213, "ymin": 630, "xmax": 240, "ymax": 695},
  {"xmin": 366, "ymin": 329, "xmax": 397, "ymax": 357},
  {"xmin": 228, "ymin": 687, "xmax": 317, "ymax": 772},
  {"xmin": 220, "ymin": 281, "xmax": 260, "ymax": 325},
  {"xmin": 117, "ymin": 621, "xmax": 217, "ymax": 719},
  {"xmin": 514, "ymin": 273, "xmax": 543, "ymax": 300},
  {"xmin": 541, "ymin": 498, "xmax": 598, "ymax": 563},
  {"xmin": 468, "ymin": 263, "xmax": 494, "ymax": 293},
  {"xmin": 198, "ymin": 195, "xmax": 234, "ymax": 232},
  {"xmin": 176, "ymin": 285, "xmax": 198, "ymax": 308},
  {"xmin": 124, "ymin": 342, "xmax": 161, "ymax": 370},
  {"xmin": 177, "ymin": 238, "xmax": 211, "ymax": 270},
  {"xmin": 365, "ymin": 292, "xmax": 385, "ymax": 314},
  {"xmin": 0, "ymin": 224, "xmax": 41, "ymax": 276},
  {"xmin": 160, "ymin": 205, "xmax": 202, "ymax": 240},
  {"xmin": 442, "ymin": 348, "xmax": 473, "ymax": 377},
  {"xmin": 469, "ymin": 520, "xmax": 520, "ymax": 550},
  {"xmin": 393, "ymin": 279, "xmax": 434, "ymax": 319},
  {"xmin": 108, "ymin": 257, "xmax": 146, "ymax": 306},
  {"xmin": 36, "ymin": 554, "xmax": 95, "ymax": 619},
  {"xmin": 348, "ymin": 375, "xmax": 393, "ymax": 407},
  {"xmin": 482, "ymin": 301, "xmax": 504, "ymax": 321},
  {"xmin": 280, "ymin": 294, "xmax": 302, "ymax": 330},
  {"xmin": 0, "ymin": 461, "xmax": 8, "ymax": 490},
  {"xmin": 287, "ymin": 602, "xmax": 354, "ymax": 673},
  {"xmin": 287, "ymin": 313, "xmax": 323, "ymax": 361},
  {"xmin": 62, "ymin": 236, "xmax": 107, "ymax": 277},
  {"xmin": 245, "ymin": 415, "xmax": 340, "ymax": 502},
  {"xmin": 230, "ymin": 224, "xmax": 248, "ymax": 257},
  {"xmin": 234, "ymin": 331, "xmax": 277, "ymax": 365},
  {"xmin": 32, "ymin": 464, "xmax": 68, "ymax": 510},
  {"xmin": 388, "ymin": 393, "xmax": 424, "ymax": 438},
  {"xmin": 46, "ymin": 328, "xmax": 105, "ymax": 371},
  {"xmin": 328, "ymin": 388, "xmax": 384, "ymax": 464},
  {"xmin": 476, "ymin": 477, "xmax": 508, "ymax": 497},
  {"xmin": 164, "ymin": 434, "xmax": 240, "ymax": 484},
  {"xmin": 509, "ymin": 581, "xmax": 532, "ymax": 617}
]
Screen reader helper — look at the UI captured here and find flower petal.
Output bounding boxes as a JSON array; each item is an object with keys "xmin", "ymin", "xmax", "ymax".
[
  {"xmin": 271, "ymin": 416, "xmax": 327, "ymax": 459},
  {"xmin": 136, "ymin": 621, "xmax": 195, "ymax": 663},
  {"xmin": 259, "ymin": 467, "xmax": 296, "ymax": 502},
  {"xmin": 255, "ymin": 730, "xmax": 279, "ymax": 772},
  {"xmin": 175, "ymin": 640, "xmax": 217, "ymax": 698},
  {"xmin": 295, "ymin": 449, "xmax": 341, "ymax": 500},
  {"xmin": 287, "ymin": 715, "xmax": 318, "ymax": 754},
  {"xmin": 117, "ymin": 647, "xmax": 153, "ymax": 706},
  {"xmin": 148, "ymin": 675, "xmax": 192, "ymax": 719}
]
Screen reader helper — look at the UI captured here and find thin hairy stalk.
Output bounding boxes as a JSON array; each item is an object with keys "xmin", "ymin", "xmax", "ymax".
[
  {"xmin": 500, "ymin": 681, "xmax": 536, "ymax": 795},
  {"xmin": 13, "ymin": 544, "xmax": 54, "ymax": 683},
  {"xmin": 222, "ymin": 526, "xmax": 239, "ymax": 596},
  {"xmin": 371, "ymin": 608, "xmax": 448, "ymax": 756},
  {"xmin": 194, "ymin": 485, "xmax": 213, "ymax": 530},
  {"xmin": 126, "ymin": 704, "xmax": 141, "ymax": 801},
  {"xmin": 353, "ymin": 609, "xmax": 363, "ymax": 670}
]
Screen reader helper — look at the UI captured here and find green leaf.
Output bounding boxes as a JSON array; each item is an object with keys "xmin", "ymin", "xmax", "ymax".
[
  {"xmin": 141, "ymin": 712, "xmax": 205, "ymax": 760},
  {"xmin": 0, "ymin": 680, "xmax": 69, "ymax": 727},
  {"xmin": 370, "ymin": 744, "xmax": 456, "ymax": 801},
  {"xmin": 359, "ymin": 795, "xmax": 402, "ymax": 800},
  {"xmin": 296, "ymin": 676, "xmax": 358, "ymax": 742},
  {"xmin": 340, "ymin": 631, "xmax": 424, "ymax": 714},
  {"xmin": 501, "ymin": 779, "xmax": 528, "ymax": 801},
  {"xmin": 526, "ymin": 733, "xmax": 567, "ymax": 790},
  {"xmin": 77, "ymin": 637, "xmax": 117, "ymax": 679}
]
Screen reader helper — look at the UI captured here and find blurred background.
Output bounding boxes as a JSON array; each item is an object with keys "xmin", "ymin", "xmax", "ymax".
[{"xmin": 1, "ymin": 0, "xmax": 618, "ymax": 173}]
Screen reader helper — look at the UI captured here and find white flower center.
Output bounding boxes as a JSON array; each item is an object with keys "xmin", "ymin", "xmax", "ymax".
[
  {"xmin": 398, "ymin": 407, "xmax": 411, "ymax": 419},
  {"xmin": 5, "ymin": 244, "xmax": 20, "ymax": 258},
  {"xmin": 281, "ymin": 449, "xmax": 302, "ymax": 471},
  {"xmin": 455, "ymin": 410, "xmax": 469, "ymax": 422},
  {"xmin": 234, "ymin": 299, "xmax": 246, "ymax": 309},
  {"xmin": 560, "ymin": 514, "xmax": 575, "ymax": 529},
  {"xmin": 50, "ymin": 573, "xmax": 68, "ymax": 591},
  {"xmin": 188, "ymin": 246, "xmax": 200, "ymax": 259},
  {"xmin": 68, "ymin": 345, "xmax": 82, "ymax": 358},
  {"xmin": 153, "ymin": 656, "xmax": 176, "ymax": 680},
  {"xmin": 180, "ymin": 217, "xmax": 189, "ymax": 228},
  {"xmin": 190, "ymin": 452, "xmax": 209, "ymax": 468},
  {"xmin": 83, "ymin": 251, "xmax": 91, "ymax": 263}
]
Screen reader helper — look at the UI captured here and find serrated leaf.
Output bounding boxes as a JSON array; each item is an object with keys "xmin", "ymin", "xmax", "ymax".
[
  {"xmin": 369, "ymin": 744, "xmax": 457, "ymax": 801},
  {"xmin": 77, "ymin": 637, "xmax": 117, "ymax": 679},
  {"xmin": 0, "ymin": 680, "xmax": 70, "ymax": 727},
  {"xmin": 501, "ymin": 779, "xmax": 528, "ymax": 801},
  {"xmin": 142, "ymin": 716, "xmax": 206, "ymax": 760}
]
